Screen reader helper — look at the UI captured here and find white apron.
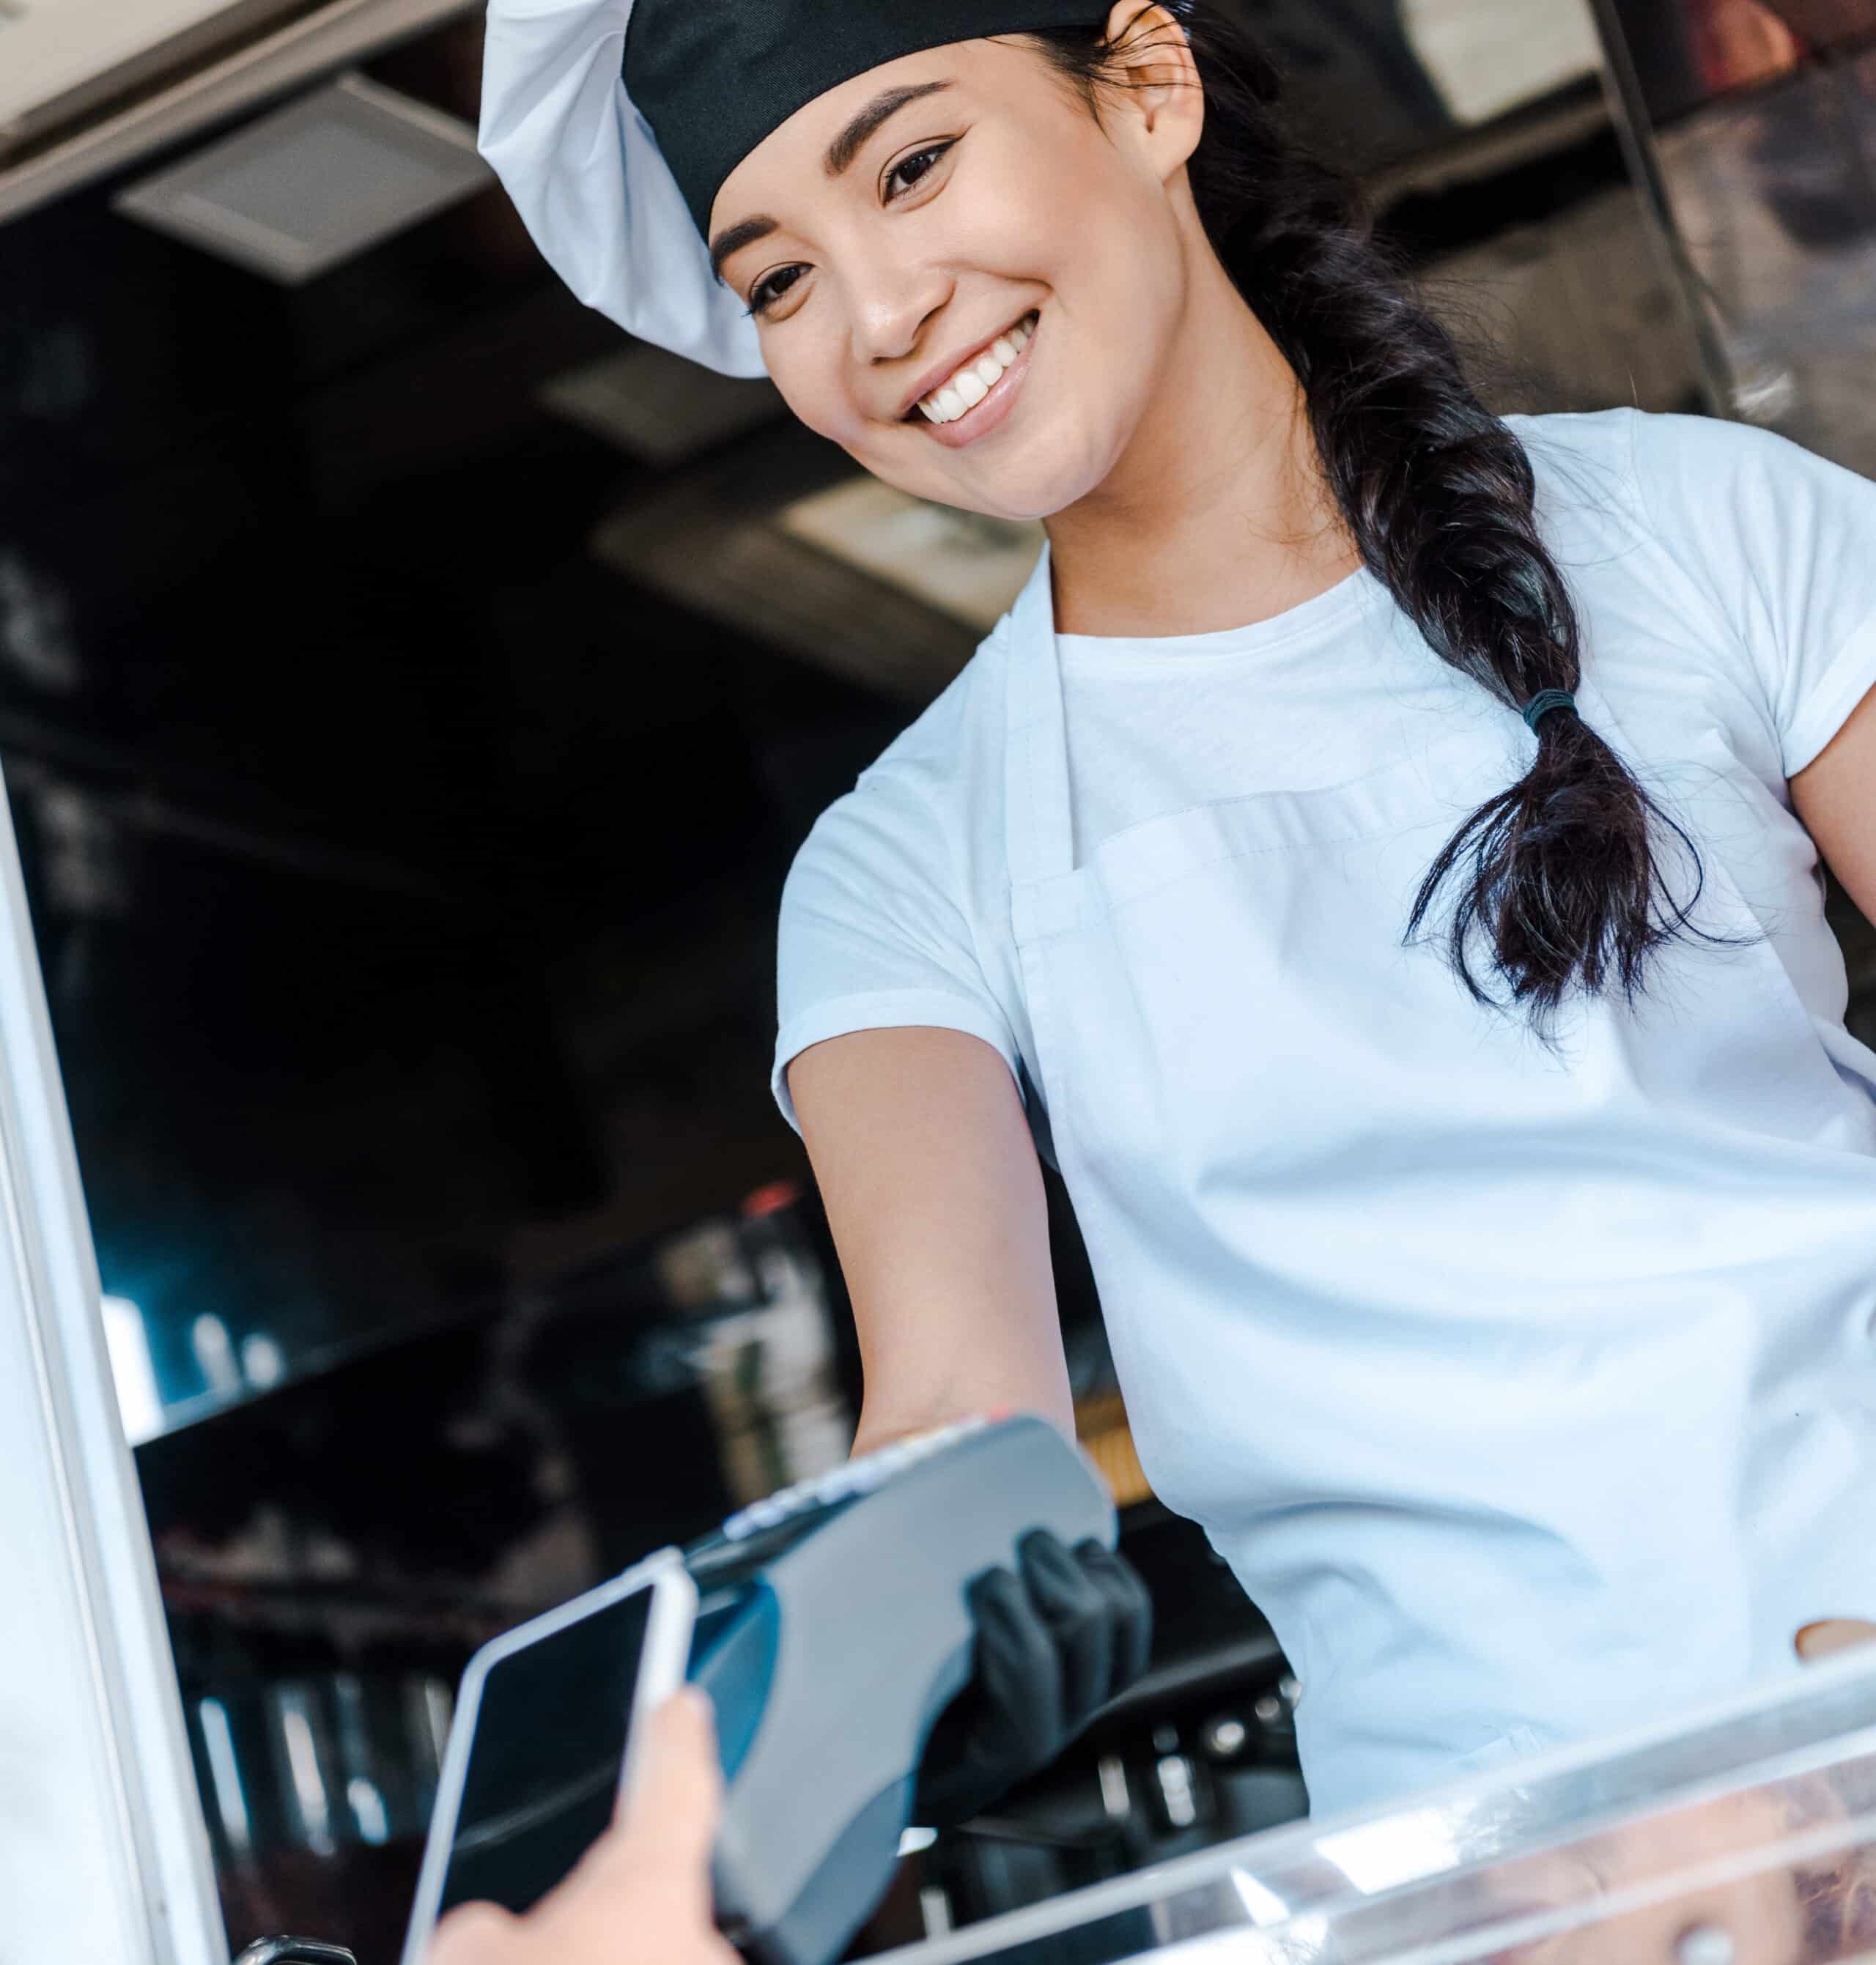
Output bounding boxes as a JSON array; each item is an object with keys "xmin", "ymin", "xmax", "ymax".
[{"xmin": 1000, "ymin": 556, "xmax": 1876, "ymax": 1818}]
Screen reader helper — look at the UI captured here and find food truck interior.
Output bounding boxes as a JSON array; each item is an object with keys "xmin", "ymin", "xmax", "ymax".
[{"xmin": 3, "ymin": 1, "xmax": 1876, "ymax": 1958}]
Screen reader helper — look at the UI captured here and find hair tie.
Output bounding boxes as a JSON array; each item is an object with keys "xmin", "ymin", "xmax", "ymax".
[{"xmin": 1521, "ymin": 689, "xmax": 1577, "ymax": 734}]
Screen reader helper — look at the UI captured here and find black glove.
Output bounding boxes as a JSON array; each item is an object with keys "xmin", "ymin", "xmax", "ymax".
[{"xmin": 912, "ymin": 1528, "xmax": 1153, "ymax": 1827}]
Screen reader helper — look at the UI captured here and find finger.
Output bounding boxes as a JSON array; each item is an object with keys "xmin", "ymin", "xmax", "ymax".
[
  {"xmin": 427, "ymin": 1901, "xmax": 520, "ymax": 1965},
  {"xmin": 619, "ymin": 1688, "xmax": 723, "ymax": 1849},
  {"xmin": 1075, "ymin": 1539, "xmax": 1154, "ymax": 1688},
  {"xmin": 563, "ymin": 1689, "xmax": 720, "ymax": 1926},
  {"xmin": 1796, "ymin": 1618, "xmax": 1876, "ymax": 1661},
  {"xmin": 1017, "ymin": 1529, "xmax": 1112, "ymax": 1725},
  {"xmin": 968, "ymin": 1566, "xmax": 1064, "ymax": 1763}
]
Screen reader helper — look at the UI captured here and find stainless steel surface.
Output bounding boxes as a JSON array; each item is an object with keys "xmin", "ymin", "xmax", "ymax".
[
  {"xmin": 232, "ymin": 1942, "xmax": 359, "ymax": 1965},
  {"xmin": 189, "ymin": 1668, "xmax": 455, "ymax": 1865}
]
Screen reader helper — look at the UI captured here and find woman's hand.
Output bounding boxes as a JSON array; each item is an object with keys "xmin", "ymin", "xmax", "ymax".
[
  {"xmin": 1795, "ymin": 1620, "xmax": 1876, "ymax": 1661},
  {"xmin": 428, "ymin": 1689, "xmax": 737, "ymax": 1965},
  {"xmin": 912, "ymin": 1528, "xmax": 1154, "ymax": 1827}
]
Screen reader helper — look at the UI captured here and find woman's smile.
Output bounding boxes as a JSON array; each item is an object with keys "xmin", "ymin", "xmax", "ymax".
[
  {"xmin": 906, "ymin": 309, "xmax": 1041, "ymax": 447},
  {"xmin": 701, "ymin": 32, "xmax": 1191, "ymax": 522}
]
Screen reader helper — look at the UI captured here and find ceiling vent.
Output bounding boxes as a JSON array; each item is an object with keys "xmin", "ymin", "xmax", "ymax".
[{"xmin": 112, "ymin": 70, "xmax": 487, "ymax": 281}]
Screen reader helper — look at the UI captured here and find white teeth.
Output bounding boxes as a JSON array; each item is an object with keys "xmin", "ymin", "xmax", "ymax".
[{"xmin": 917, "ymin": 312, "xmax": 1038, "ymax": 423}]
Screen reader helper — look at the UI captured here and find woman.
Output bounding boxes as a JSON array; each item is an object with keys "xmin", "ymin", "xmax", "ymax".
[{"xmin": 481, "ymin": 0, "xmax": 1876, "ymax": 1818}]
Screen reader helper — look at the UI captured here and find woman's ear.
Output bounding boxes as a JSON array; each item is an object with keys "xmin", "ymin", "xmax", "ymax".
[{"xmin": 1102, "ymin": 1, "xmax": 1204, "ymax": 180}]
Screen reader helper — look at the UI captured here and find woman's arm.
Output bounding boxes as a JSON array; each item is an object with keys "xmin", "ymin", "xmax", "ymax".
[
  {"xmin": 786, "ymin": 1031, "xmax": 1152, "ymax": 1827},
  {"xmin": 1792, "ymin": 683, "xmax": 1876, "ymax": 922},
  {"xmin": 786, "ymin": 1025, "xmax": 1072, "ymax": 1454}
]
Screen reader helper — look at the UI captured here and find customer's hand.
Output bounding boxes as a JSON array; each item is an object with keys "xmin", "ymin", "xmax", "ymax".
[
  {"xmin": 429, "ymin": 1688, "xmax": 736, "ymax": 1965},
  {"xmin": 913, "ymin": 1528, "xmax": 1153, "ymax": 1827},
  {"xmin": 1795, "ymin": 1618, "xmax": 1876, "ymax": 1661}
]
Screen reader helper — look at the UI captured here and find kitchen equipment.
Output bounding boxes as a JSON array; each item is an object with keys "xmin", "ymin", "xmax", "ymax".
[
  {"xmin": 187, "ymin": 1668, "xmax": 455, "ymax": 1870},
  {"xmin": 233, "ymin": 1943, "xmax": 358, "ymax": 1964}
]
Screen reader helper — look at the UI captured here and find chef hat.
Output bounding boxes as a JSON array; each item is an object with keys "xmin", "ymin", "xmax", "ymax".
[{"xmin": 479, "ymin": 0, "xmax": 1110, "ymax": 378}]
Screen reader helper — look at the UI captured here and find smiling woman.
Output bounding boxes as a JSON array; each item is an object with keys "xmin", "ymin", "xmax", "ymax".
[
  {"xmin": 701, "ymin": 29, "xmax": 1203, "ymax": 525},
  {"xmin": 481, "ymin": 0, "xmax": 1876, "ymax": 1839}
]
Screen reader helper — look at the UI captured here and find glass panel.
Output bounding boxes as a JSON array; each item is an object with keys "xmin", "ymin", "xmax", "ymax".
[
  {"xmin": 1592, "ymin": 0, "xmax": 1876, "ymax": 470},
  {"xmin": 876, "ymin": 1648, "xmax": 1876, "ymax": 1965}
]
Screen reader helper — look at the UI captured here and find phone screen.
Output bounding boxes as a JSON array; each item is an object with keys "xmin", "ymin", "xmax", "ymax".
[{"xmin": 436, "ymin": 1585, "xmax": 659, "ymax": 1920}]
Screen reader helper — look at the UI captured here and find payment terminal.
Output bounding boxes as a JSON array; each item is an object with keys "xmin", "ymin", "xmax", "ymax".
[
  {"xmin": 380, "ymin": 1413, "xmax": 1112, "ymax": 1965},
  {"xmin": 687, "ymin": 1413, "xmax": 1117, "ymax": 1965}
]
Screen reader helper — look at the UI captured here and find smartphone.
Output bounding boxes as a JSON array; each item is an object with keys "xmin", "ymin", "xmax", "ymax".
[{"xmin": 398, "ymin": 1548, "xmax": 698, "ymax": 1965}]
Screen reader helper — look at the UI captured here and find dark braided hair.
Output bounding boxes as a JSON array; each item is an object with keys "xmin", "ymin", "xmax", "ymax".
[{"xmin": 1030, "ymin": 4, "xmax": 1714, "ymax": 1019}]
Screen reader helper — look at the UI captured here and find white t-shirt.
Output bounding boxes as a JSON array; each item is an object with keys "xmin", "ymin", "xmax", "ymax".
[
  {"xmin": 773, "ymin": 407, "xmax": 1876, "ymax": 1138},
  {"xmin": 771, "ymin": 404, "xmax": 1876, "ymax": 1811}
]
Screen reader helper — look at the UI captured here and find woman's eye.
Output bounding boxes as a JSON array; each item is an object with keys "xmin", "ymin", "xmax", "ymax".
[
  {"xmin": 748, "ymin": 264, "xmax": 806, "ymax": 316},
  {"xmin": 885, "ymin": 141, "xmax": 953, "ymax": 202}
]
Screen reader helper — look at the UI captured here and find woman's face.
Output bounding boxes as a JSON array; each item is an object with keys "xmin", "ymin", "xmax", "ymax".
[{"xmin": 708, "ymin": 12, "xmax": 1200, "ymax": 524}]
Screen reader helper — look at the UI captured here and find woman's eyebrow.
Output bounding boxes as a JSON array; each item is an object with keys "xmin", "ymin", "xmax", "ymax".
[
  {"xmin": 709, "ymin": 215, "xmax": 778, "ymax": 283},
  {"xmin": 823, "ymin": 80, "xmax": 953, "ymax": 177},
  {"xmin": 709, "ymin": 80, "xmax": 956, "ymax": 284}
]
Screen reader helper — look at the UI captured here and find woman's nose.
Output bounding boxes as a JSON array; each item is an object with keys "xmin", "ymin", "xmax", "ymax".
[{"xmin": 849, "ymin": 263, "xmax": 953, "ymax": 369}]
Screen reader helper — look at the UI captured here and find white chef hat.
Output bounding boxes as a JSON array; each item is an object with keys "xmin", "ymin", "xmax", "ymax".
[{"xmin": 478, "ymin": 0, "xmax": 1111, "ymax": 378}]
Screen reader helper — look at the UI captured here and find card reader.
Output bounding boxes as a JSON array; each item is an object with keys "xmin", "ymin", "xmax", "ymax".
[{"xmin": 684, "ymin": 1413, "xmax": 1117, "ymax": 1965}]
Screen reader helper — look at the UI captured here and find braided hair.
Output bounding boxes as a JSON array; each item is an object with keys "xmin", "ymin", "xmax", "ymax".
[{"xmin": 1030, "ymin": 4, "xmax": 1710, "ymax": 1019}]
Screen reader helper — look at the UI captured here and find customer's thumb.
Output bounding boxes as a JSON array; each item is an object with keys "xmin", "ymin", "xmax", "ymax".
[
  {"xmin": 619, "ymin": 1690, "xmax": 722, "ymax": 1859},
  {"xmin": 1795, "ymin": 1618, "xmax": 1876, "ymax": 1662}
]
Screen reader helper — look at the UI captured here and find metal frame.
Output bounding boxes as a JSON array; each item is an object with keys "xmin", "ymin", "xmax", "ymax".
[
  {"xmin": 0, "ymin": 765, "xmax": 226, "ymax": 1965},
  {"xmin": 1583, "ymin": 0, "xmax": 1740, "ymax": 418}
]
